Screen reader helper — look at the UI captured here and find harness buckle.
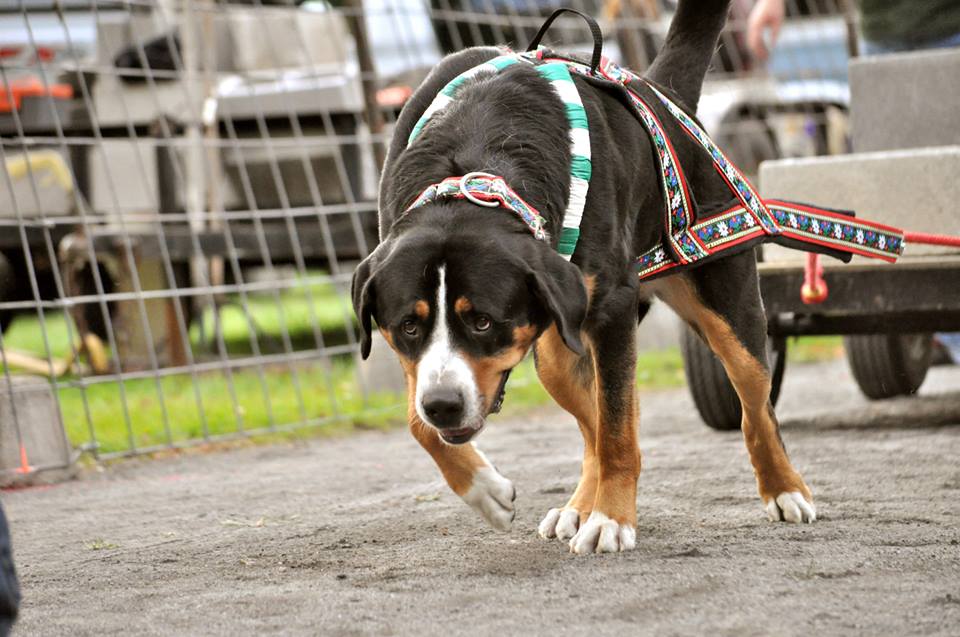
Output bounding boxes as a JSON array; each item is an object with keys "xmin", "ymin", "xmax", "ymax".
[{"xmin": 459, "ymin": 172, "xmax": 501, "ymax": 208}]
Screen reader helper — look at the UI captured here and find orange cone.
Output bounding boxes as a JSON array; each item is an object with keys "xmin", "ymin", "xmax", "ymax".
[{"xmin": 13, "ymin": 444, "xmax": 32, "ymax": 474}]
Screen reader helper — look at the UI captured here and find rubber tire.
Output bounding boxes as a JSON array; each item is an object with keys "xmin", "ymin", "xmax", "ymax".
[
  {"xmin": 843, "ymin": 333, "xmax": 933, "ymax": 400},
  {"xmin": 680, "ymin": 326, "xmax": 785, "ymax": 431}
]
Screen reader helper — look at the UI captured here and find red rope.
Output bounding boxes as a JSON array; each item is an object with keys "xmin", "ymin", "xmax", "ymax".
[
  {"xmin": 903, "ymin": 231, "xmax": 960, "ymax": 248},
  {"xmin": 801, "ymin": 253, "xmax": 828, "ymax": 304}
]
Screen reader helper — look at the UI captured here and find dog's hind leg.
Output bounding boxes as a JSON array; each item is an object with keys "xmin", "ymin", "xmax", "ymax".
[
  {"xmin": 654, "ymin": 255, "xmax": 815, "ymax": 524},
  {"xmin": 407, "ymin": 395, "xmax": 516, "ymax": 531},
  {"xmin": 534, "ymin": 324, "xmax": 600, "ymax": 542}
]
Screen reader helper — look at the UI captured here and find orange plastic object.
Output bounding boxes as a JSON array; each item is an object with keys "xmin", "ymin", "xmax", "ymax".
[
  {"xmin": 0, "ymin": 77, "xmax": 73, "ymax": 113},
  {"xmin": 13, "ymin": 444, "xmax": 32, "ymax": 475}
]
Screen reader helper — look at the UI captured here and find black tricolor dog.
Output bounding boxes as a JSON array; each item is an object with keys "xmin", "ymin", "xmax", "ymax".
[{"xmin": 352, "ymin": 0, "xmax": 818, "ymax": 554}]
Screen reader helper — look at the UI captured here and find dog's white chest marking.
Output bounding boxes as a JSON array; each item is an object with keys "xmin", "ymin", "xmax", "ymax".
[{"xmin": 415, "ymin": 266, "xmax": 481, "ymax": 427}]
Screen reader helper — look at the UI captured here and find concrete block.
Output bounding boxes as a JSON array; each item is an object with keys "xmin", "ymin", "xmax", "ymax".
[
  {"xmin": 850, "ymin": 49, "xmax": 960, "ymax": 152},
  {"xmin": 759, "ymin": 146, "xmax": 960, "ymax": 263},
  {"xmin": 358, "ymin": 332, "xmax": 406, "ymax": 395},
  {"xmin": 0, "ymin": 375, "xmax": 73, "ymax": 486}
]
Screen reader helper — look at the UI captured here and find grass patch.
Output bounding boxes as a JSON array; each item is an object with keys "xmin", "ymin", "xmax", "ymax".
[
  {"xmin": 2, "ymin": 280, "xmax": 843, "ymax": 457},
  {"xmin": 58, "ymin": 348, "xmax": 685, "ymax": 456},
  {"xmin": 787, "ymin": 335, "xmax": 843, "ymax": 363},
  {"xmin": 2, "ymin": 276, "xmax": 357, "ymax": 363},
  {"xmin": 2, "ymin": 311, "xmax": 76, "ymax": 361},
  {"xmin": 58, "ymin": 359, "xmax": 403, "ymax": 456},
  {"xmin": 190, "ymin": 279, "xmax": 356, "ymax": 355}
]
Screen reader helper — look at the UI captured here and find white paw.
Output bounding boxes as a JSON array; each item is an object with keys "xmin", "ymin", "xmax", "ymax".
[
  {"xmin": 461, "ymin": 467, "xmax": 516, "ymax": 531},
  {"xmin": 765, "ymin": 491, "xmax": 816, "ymax": 524},
  {"xmin": 568, "ymin": 511, "xmax": 636, "ymax": 555},
  {"xmin": 537, "ymin": 508, "xmax": 580, "ymax": 541}
]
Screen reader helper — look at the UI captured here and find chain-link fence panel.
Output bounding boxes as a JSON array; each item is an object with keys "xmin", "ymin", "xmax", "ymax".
[{"xmin": 0, "ymin": 0, "xmax": 854, "ymax": 477}]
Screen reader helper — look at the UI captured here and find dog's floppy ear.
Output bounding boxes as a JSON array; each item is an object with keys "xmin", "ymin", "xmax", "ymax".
[
  {"xmin": 351, "ymin": 242, "xmax": 390, "ymax": 359},
  {"xmin": 527, "ymin": 253, "xmax": 588, "ymax": 356}
]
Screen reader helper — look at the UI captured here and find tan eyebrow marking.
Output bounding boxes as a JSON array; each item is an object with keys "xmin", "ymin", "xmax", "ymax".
[
  {"xmin": 414, "ymin": 300, "xmax": 430, "ymax": 319},
  {"xmin": 454, "ymin": 296, "xmax": 473, "ymax": 314}
]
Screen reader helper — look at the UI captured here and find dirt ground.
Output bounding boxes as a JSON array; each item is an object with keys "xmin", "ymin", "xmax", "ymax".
[{"xmin": 5, "ymin": 359, "xmax": 960, "ymax": 636}]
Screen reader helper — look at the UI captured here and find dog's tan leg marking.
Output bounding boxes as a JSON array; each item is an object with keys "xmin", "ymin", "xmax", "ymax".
[
  {"xmin": 655, "ymin": 278, "xmax": 815, "ymax": 523},
  {"xmin": 567, "ymin": 340, "xmax": 641, "ymax": 553},
  {"xmin": 537, "ymin": 275, "xmax": 641, "ymax": 553},
  {"xmin": 534, "ymin": 324, "xmax": 600, "ymax": 541},
  {"xmin": 385, "ymin": 329, "xmax": 516, "ymax": 530}
]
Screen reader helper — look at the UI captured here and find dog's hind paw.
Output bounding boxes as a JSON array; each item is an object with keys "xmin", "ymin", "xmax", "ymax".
[
  {"xmin": 568, "ymin": 512, "xmax": 636, "ymax": 555},
  {"xmin": 765, "ymin": 491, "xmax": 816, "ymax": 524},
  {"xmin": 461, "ymin": 467, "xmax": 516, "ymax": 531},
  {"xmin": 537, "ymin": 507, "xmax": 581, "ymax": 541}
]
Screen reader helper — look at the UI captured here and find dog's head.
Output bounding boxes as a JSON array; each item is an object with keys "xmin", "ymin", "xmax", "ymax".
[{"xmin": 351, "ymin": 208, "xmax": 586, "ymax": 444}]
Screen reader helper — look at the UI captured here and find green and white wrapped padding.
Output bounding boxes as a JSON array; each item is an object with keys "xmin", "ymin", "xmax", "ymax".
[{"xmin": 407, "ymin": 53, "xmax": 591, "ymax": 260}]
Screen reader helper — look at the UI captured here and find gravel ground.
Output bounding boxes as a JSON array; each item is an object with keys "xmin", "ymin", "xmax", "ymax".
[{"xmin": 5, "ymin": 360, "xmax": 960, "ymax": 636}]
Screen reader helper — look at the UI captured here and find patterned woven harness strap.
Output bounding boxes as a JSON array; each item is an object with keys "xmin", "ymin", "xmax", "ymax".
[
  {"xmin": 532, "ymin": 48, "xmax": 905, "ymax": 279},
  {"xmin": 406, "ymin": 53, "xmax": 592, "ymax": 260}
]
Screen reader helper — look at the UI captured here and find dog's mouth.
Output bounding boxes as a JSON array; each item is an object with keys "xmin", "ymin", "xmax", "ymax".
[
  {"xmin": 437, "ymin": 371, "xmax": 512, "ymax": 445},
  {"xmin": 438, "ymin": 423, "xmax": 484, "ymax": 445}
]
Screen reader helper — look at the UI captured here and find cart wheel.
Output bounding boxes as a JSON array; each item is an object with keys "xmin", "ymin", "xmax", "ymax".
[
  {"xmin": 680, "ymin": 326, "xmax": 786, "ymax": 431},
  {"xmin": 843, "ymin": 333, "xmax": 933, "ymax": 400}
]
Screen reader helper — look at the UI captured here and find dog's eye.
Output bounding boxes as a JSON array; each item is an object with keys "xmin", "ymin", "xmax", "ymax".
[
  {"xmin": 401, "ymin": 319, "xmax": 418, "ymax": 336},
  {"xmin": 474, "ymin": 315, "xmax": 492, "ymax": 332}
]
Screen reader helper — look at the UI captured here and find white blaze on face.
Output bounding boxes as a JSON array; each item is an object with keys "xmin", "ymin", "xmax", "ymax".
[{"xmin": 415, "ymin": 266, "xmax": 481, "ymax": 427}]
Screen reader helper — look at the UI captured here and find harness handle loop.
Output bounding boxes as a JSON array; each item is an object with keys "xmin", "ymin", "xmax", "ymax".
[
  {"xmin": 459, "ymin": 172, "xmax": 501, "ymax": 208},
  {"xmin": 526, "ymin": 8, "xmax": 604, "ymax": 75}
]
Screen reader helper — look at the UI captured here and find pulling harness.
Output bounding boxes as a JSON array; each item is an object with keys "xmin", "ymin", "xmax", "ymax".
[{"xmin": 403, "ymin": 9, "xmax": 906, "ymax": 281}]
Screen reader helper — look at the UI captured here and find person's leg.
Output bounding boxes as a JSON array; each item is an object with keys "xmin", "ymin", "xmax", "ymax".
[{"xmin": 0, "ymin": 504, "xmax": 19, "ymax": 637}]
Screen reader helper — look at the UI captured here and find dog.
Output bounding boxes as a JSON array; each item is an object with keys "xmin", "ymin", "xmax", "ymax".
[{"xmin": 352, "ymin": 0, "xmax": 815, "ymax": 555}]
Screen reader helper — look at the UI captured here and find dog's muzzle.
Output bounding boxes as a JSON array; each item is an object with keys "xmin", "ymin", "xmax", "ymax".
[{"xmin": 423, "ymin": 370, "xmax": 512, "ymax": 445}]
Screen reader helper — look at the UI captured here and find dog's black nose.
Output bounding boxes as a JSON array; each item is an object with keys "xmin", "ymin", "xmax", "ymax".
[{"xmin": 422, "ymin": 387, "xmax": 464, "ymax": 428}]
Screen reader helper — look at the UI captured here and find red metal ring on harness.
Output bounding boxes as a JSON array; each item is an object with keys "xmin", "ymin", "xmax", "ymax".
[{"xmin": 801, "ymin": 253, "xmax": 828, "ymax": 305}]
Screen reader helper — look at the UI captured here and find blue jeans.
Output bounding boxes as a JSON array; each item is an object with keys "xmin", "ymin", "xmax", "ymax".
[
  {"xmin": 0, "ymin": 505, "xmax": 17, "ymax": 636},
  {"xmin": 861, "ymin": 30, "xmax": 960, "ymax": 56}
]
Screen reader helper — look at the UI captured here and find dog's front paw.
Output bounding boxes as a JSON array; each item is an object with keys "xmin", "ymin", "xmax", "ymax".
[
  {"xmin": 537, "ymin": 507, "xmax": 583, "ymax": 541},
  {"xmin": 765, "ymin": 491, "xmax": 816, "ymax": 524},
  {"xmin": 568, "ymin": 512, "xmax": 636, "ymax": 554},
  {"xmin": 461, "ymin": 467, "xmax": 516, "ymax": 531}
]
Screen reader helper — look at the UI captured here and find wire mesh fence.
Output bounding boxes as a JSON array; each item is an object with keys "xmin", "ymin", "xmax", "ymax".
[{"xmin": 0, "ymin": 0, "xmax": 854, "ymax": 476}]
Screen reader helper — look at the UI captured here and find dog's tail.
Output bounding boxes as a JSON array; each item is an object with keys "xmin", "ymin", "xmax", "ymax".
[{"xmin": 644, "ymin": 0, "xmax": 731, "ymax": 111}]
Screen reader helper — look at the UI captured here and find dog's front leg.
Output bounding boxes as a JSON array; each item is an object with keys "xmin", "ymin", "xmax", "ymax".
[
  {"xmin": 409, "ymin": 417, "xmax": 516, "ymax": 531},
  {"xmin": 569, "ymin": 294, "xmax": 641, "ymax": 555},
  {"xmin": 535, "ymin": 325, "xmax": 601, "ymax": 542}
]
